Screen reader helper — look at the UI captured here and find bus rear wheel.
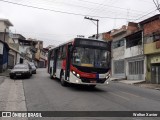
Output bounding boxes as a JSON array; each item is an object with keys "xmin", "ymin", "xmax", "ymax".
[
  {"xmin": 50, "ymin": 74, "xmax": 53, "ymax": 79},
  {"xmin": 60, "ymin": 71, "xmax": 68, "ymax": 87}
]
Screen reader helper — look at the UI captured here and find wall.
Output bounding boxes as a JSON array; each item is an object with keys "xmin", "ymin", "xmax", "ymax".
[
  {"xmin": 112, "ymin": 46, "xmax": 125, "ymax": 60},
  {"xmin": 144, "ymin": 42, "xmax": 160, "ymax": 54},
  {"xmin": 35, "ymin": 49, "xmax": 40, "ymax": 60},
  {"xmin": 125, "ymin": 45, "xmax": 143, "ymax": 58},
  {"xmin": 0, "ymin": 43, "xmax": 8, "ymax": 72},
  {"xmin": 0, "ymin": 22, "xmax": 6, "ymax": 32},
  {"xmin": 143, "ymin": 19, "xmax": 160, "ymax": 35},
  {"xmin": 0, "ymin": 42, "xmax": 3, "ymax": 54}
]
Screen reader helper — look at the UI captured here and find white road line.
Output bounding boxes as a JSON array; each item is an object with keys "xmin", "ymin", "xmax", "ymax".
[{"xmin": 108, "ymin": 92, "xmax": 130, "ymax": 101}]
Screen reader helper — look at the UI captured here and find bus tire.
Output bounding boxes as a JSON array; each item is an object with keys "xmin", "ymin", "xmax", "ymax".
[
  {"xmin": 50, "ymin": 74, "xmax": 53, "ymax": 79},
  {"xmin": 60, "ymin": 71, "xmax": 68, "ymax": 87}
]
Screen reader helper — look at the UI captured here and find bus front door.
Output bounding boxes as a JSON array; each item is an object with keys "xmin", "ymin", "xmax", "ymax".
[{"xmin": 65, "ymin": 44, "xmax": 72, "ymax": 81}]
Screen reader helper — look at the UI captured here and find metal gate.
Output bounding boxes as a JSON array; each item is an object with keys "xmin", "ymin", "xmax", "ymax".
[
  {"xmin": 8, "ymin": 54, "xmax": 14, "ymax": 69},
  {"xmin": 151, "ymin": 64, "xmax": 160, "ymax": 84},
  {"xmin": 128, "ymin": 60, "xmax": 144, "ymax": 80}
]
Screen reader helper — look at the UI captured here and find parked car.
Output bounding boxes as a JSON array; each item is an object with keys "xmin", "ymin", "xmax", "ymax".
[
  {"xmin": 28, "ymin": 62, "xmax": 36, "ymax": 74},
  {"xmin": 10, "ymin": 64, "xmax": 32, "ymax": 79}
]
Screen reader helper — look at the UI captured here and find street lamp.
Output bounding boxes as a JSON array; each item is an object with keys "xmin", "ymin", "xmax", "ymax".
[{"xmin": 84, "ymin": 16, "xmax": 99, "ymax": 39}]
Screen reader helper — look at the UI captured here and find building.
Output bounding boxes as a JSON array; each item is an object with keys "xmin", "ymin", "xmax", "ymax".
[
  {"xmin": 34, "ymin": 40, "xmax": 47, "ymax": 68},
  {"xmin": 12, "ymin": 34, "xmax": 37, "ymax": 64},
  {"xmin": 0, "ymin": 19, "xmax": 19, "ymax": 68},
  {"xmin": 0, "ymin": 40, "xmax": 9, "ymax": 73},
  {"xmin": 88, "ymin": 31, "xmax": 112, "ymax": 41},
  {"xmin": 124, "ymin": 30, "xmax": 145, "ymax": 80},
  {"xmin": 140, "ymin": 14, "xmax": 160, "ymax": 84},
  {"xmin": 111, "ymin": 22, "xmax": 138, "ymax": 79}
]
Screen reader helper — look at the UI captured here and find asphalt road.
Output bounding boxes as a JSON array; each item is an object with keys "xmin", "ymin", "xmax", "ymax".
[{"xmin": 22, "ymin": 68, "xmax": 160, "ymax": 120}]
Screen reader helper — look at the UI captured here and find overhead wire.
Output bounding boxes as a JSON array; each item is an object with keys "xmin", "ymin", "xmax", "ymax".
[{"xmin": 0, "ymin": 0, "xmax": 136, "ymax": 20}]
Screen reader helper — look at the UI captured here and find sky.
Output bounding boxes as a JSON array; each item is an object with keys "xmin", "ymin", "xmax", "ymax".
[{"xmin": 0, "ymin": 0, "xmax": 159, "ymax": 47}]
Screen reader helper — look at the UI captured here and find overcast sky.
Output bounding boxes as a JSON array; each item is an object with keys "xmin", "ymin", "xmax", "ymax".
[{"xmin": 0, "ymin": 0, "xmax": 159, "ymax": 47}]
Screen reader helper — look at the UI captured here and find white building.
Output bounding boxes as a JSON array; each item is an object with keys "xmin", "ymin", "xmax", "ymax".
[{"xmin": 111, "ymin": 22, "xmax": 138, "ymax": 79}]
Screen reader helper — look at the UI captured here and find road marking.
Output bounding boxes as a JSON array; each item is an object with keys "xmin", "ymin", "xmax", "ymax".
[
  {"xmin": 119, "ymin": 91, "xmax": 141, "ymax": 98},
  {"xmin": 109, "ymin": 92, "xmax": 130, "ymax": 101}
]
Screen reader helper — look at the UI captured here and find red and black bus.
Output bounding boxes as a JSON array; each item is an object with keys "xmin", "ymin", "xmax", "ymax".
[{"xmin": 48, "ymin": 38, "xmax": 111, "ymax": 87}]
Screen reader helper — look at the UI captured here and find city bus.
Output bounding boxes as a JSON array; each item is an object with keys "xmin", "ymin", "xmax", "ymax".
[{"xmin": 48, "ymin": 38, "xmax": 111, "ymax": 87}]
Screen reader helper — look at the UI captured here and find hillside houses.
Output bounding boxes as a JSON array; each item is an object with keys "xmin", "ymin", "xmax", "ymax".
[{"xmin": 0, "ymin": 19, "xmax": 47, "ymax": 73}]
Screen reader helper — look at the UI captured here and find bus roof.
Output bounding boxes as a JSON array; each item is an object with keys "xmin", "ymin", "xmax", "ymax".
[{"xmin": 49, "ymin": 38, "xmax": 108, "ymax": 51}]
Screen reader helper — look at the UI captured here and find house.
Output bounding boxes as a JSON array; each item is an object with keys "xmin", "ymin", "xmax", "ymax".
[
  {"xmin": 124, "ymin": 30, "xmax": 145, "ymax": 80},
  {"xmin": 0, "ymin": 19, "xmax": 19, "ymax": 68},
  {"xmin": 33, "ymin": 40, "xmax": 47, "ymax": 68},
  {"xmin": 0, "ymin": 39, "xmax": 9, "ymax": 73},
  {"xmin": 111, "ymin": 22, "xmax": 138, "ymax": 79},
  {"xmin": 12, "ymin": 34, "xmax": 37, "ymax": 64},
  {"xmin": 139, "ymin": 14, "xmax": 160, "ymax": 84}
]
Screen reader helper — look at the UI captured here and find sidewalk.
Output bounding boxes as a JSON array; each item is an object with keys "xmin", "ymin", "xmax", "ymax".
[
  {"xmin": 0, "ymin": 69, "xmax": 11, "ymax": 85},
  {"xmin": 0, "ymin": 69, "xmax": 11, "ymax": 77},
  {"xmin": 110, "ymin": 77, "xmax": 160, "ymax": 90}
]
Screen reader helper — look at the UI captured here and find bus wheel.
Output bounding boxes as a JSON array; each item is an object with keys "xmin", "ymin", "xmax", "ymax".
[
  {"xmin": 50, "ymin": 74, "xmax": 53, "ymax": 79},
  {"xmin": 60, "ymin": 71, "xmax": 68, "ymax": 87}
]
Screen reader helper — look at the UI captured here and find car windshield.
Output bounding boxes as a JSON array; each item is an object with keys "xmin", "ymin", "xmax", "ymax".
[
  {"xmin": 14, "ymin": 64, "xmax": 28, "ymax": 69},
  {"xmin": 72, "ymin": 47, "xmax": 110, "ymax": 68}
]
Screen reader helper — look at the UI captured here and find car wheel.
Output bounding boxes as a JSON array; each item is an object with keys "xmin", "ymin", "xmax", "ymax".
[{"xmin": 60, "ymin": 71, "xmax": 68, "ymax": 87}]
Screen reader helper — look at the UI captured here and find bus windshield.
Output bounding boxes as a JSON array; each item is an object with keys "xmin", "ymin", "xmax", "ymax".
[{"xmin": 72, "ymin": 47, "xmax": 110, "ymax": 68}]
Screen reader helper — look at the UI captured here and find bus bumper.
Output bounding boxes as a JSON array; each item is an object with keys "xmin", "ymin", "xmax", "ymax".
[{"xmin": 67, "ymin": 72, "xmax": 110, "ymax": 85}]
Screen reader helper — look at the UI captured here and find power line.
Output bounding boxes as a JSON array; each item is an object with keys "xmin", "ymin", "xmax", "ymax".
[
  {"xmin": 0, "ymin": 0, "xmax": 158, "ymax": 24},
  {"xmin": 135, "ymin": 9, "xmax": 157, "ymax": 21},
  {"xmin": 0, "ymin": 0, "xmax": 135, "ymax": 20},
  {"xmin": 77, "ymin": 0, "xmax": 148, "ymax": 13},
  {"xmin": 153, "ymin": 0, "xmax": 160, "ymax": 12}
]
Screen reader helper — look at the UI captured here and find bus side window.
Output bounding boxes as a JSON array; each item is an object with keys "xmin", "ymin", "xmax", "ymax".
[
  {"xmin": 58, "ymin": 48, "xmax": 61, "ymax": 60},
  {"xmin": 61, "ymin": 46, "xmax": 66, "ymax": 59}
]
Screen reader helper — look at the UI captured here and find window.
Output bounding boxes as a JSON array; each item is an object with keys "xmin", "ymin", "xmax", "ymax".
[
  {"xmin": 58, "ymin": 46, "xmax": 66, "ymax": 60},
  {"xmin": 153, "ymin": 33, "xmax": 160, "ymax": 42},
  {"xmin": 144, "ymin": 33, "xmax": 160, "ymax": 44},
  {"xmin": 72, "ymin": 47, "xmax": 110, "ymax": 68},
  {"xmin": 126, "ymin": 32, "xmax": 142, "ymax": 48},
  {"xmin": 112, "ymin": 39, "xmax": 124, "ymax": 49}
]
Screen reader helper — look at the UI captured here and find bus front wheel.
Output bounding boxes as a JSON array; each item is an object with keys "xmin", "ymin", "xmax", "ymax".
[{"xmin": 60, "ymin": 71, "xmax": 68, "ymax": 87}]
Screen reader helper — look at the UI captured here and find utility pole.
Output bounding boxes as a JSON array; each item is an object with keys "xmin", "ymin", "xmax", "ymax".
[
  {"xmin": 153, "ymin": 0, "xmax": 160, "ymax": 12},
  {"xmin": 84, "ymin": 16, "xmax": 99, "ymax": 39}
]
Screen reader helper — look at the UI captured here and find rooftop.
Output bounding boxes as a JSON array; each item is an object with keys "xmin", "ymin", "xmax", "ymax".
[
  {"xmin": 0, "ymin": 18, "xmax": 13, "ymax": 26},
  {"xmin": 139, "ymin": 14, "xmax": 160, "ymax": 25}
]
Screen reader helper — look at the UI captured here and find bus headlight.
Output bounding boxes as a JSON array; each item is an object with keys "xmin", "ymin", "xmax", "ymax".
[
  {"xmin": 72, "ymin": 71, "xmax": 76, "ymax": 74},
  {"xmin": 76, "ymin": 74, "xmax": 80, "ymax": 78}
]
